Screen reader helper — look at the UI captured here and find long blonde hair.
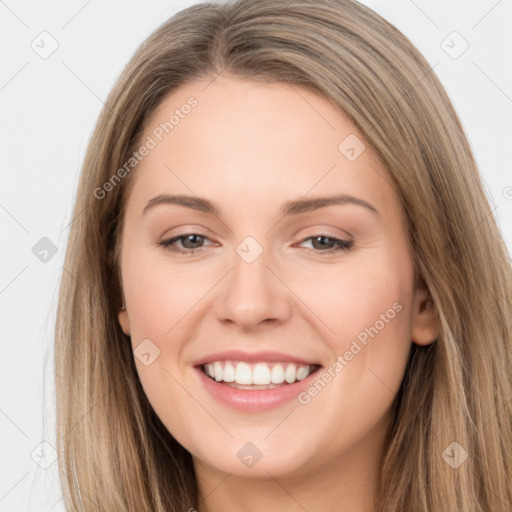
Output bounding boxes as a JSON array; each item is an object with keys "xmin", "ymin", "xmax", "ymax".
[{"xmin": 54, "ymin": 0, "xmax": 512, "ymax": 510}]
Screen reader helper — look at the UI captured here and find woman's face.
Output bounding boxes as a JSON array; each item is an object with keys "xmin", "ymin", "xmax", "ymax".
[{"xmin": 117, "ymin": 75, "xmax": 437, "ymax": 481}]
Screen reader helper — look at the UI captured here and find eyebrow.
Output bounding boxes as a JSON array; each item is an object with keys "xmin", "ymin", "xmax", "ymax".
[{"xmin": 142, "ymin": 193, "xmax": 379, "ymax": 217}]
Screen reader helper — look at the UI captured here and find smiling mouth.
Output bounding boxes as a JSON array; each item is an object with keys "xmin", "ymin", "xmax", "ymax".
[{"xmin": 200, "ymin": 360, "xmax": 322, "ymax": 389}]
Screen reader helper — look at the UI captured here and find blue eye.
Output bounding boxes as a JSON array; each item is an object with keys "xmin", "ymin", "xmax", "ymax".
[{"xmin": 157, "ymin": 233, "xmax": 353, "ymax": 256}]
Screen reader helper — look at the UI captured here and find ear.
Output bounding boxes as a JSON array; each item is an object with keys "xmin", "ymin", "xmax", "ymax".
[
  {"xmin": 117, "ymin": 292, "xmax": 131, "ymax": 336},
  {"xmin": 411, "ymin": 285, "xmax": 439, "ymax": 346},
  {"xmin": 115, "ymin": 276, "xmax": 130, "ymax": 336},
  {"xmin": 118, "ymin": 308, "xmax": 131, "ymax": 336}
]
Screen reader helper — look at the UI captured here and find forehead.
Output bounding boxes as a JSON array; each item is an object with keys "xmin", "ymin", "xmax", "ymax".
[{"xmin": 125, "ymin": 75, "xmax": 395, "ymax": 220}]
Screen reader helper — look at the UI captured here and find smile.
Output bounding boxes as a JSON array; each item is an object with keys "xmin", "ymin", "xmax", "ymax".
[
  {"xmin": 194, "ymin": 352, "xmax": 323, "ymax": 412},
  {"xmin": 202, "ymin": 360, "xmax": 321, "ymax": 388}
]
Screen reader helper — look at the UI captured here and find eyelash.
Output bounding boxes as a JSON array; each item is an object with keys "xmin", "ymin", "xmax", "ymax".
[{"xmin": 157, "ymin": 232, "xmax": 353, "ymax": 256}]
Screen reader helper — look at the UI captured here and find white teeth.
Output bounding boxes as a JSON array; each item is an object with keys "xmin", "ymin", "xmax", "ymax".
[
  {"xmin": 202, "ymin": 361, "xmax": 317, "ymax": 385},
  {"xmin": 284, "ymin": 364, "xmax": 296, "ymax": 384},
  {"xmin": 235, "ymin": 362, "xmax": 252, "ymax": 384},
  {"xmin": 270, "ymin": 363, "xmax": 285, "ymax": 384},
  {"xmin": 296, "ymin": 365, "xmax": 309, "ymax": 381},
  {"xmin": 252, "ymin": 363, "xmax": 271, "ymax": 385},
  {"xmin": 213, "ymin": 361, "xmax": 223, "ymax": 382},
  {"xmin": 223, "ymin": 362, "xmax": 235, "ymax": 382}
]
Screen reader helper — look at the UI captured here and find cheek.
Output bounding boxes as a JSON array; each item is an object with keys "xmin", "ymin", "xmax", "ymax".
[
  {"xmin": 133, "ymin": 362, "xmax": 205, "ymax": 456},
  {"xmin": 297, "ymin": 251, "xmax": 412, "ymax": 338},
  {"xmin": 121, "ymin": 252, "xmax": 204, "ymax": 446},
  {"xmin": 122, "ymin": 249, "xmax": 209, "ymax": 342},
  {"xmin": 299, "ymin": 248, "xmax": 414, "ymax": 392},
  {"xmin": 291, "ymin": 257, "xmax": 414, "ymax": 449}
]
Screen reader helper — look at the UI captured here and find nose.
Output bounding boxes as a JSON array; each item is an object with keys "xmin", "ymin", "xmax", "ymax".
[{"xmin": 213, "ymin": 245, "xmax": 293, "ymax": 331}]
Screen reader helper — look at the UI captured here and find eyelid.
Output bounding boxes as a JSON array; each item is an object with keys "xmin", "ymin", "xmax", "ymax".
[
  {"xmin": 159, "ymin": 224, "xmax": 215, "ymax": 238},
  {"xmin": 296, "ymin": 226, "xmax": 352, "ymax": 239}
]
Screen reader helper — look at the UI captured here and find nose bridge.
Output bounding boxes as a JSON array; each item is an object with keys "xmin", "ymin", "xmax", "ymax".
[
  {"xmin": 214, "ymin": 234, "xmax": 291, "ymax": 328},
  {"xmin": 232, "ymin": 235, "xmax": 272, "ymax": 290}
]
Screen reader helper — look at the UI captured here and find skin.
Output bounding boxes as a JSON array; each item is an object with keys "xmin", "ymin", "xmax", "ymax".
[{"xmin": 117, "ymin": 75, "xmax": 439, "ymax": 512}]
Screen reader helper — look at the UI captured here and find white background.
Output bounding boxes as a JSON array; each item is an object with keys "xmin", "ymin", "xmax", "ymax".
[{"xmin": 0, "ymin": 1, "xmax": 511, "ymax": 510}]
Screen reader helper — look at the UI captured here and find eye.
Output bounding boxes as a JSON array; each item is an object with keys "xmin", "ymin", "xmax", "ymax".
[
  {"xmin": 297, "ymin": 235, "xmax": 353, "ymax": 255},
  {"xmin": 157, "ymin": 233, "xmax": 353, "ymax": 256},
  {"xmin": 157, "ymin": 233, "xmax": 214, "ymax": 256}
]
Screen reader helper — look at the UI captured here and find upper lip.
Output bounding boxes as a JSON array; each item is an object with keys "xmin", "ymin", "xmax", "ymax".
[{"xmin": 193, "ymin": 350, "xmax": 322, "ymax": 367}]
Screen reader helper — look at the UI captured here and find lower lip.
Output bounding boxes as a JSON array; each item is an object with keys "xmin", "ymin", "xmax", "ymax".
[{"xmin": 195, "ymin": 366, "xmax": 321, "ymax": 412}]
